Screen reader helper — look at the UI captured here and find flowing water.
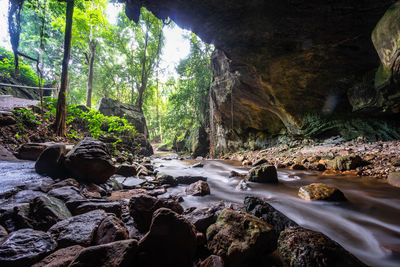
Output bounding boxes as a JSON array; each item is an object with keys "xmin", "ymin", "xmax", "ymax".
[{"xmin": 153, "ymin": 152, "xmax": 400, "ymax": 267}]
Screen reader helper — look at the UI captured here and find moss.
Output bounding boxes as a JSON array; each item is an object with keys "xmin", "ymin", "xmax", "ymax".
[{"xmin": 375, "ymin": 64, "xmax": 391, "ymax": 88}]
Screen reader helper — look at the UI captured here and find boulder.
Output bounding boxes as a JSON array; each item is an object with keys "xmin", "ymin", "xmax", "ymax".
[
  {"xmin": 192, "ymin": 162, "xmax": 204, "ymax": 168},
  {"xmin": 69, "ymin": 239, "xmax": 138, "ymax": 267},
  {"xmin": 244, "ymin": 196, "xmax": 298, "ymax": 234},
  {"xmin": 328, "ymin": 156, "xmax": 366, "ymax": 171},
  {"xmin": 48, "ymin": 210, "xmax": 108, "ymax": 248},
  {"xmin": 35, "ymin": 144, "xmax": 67, "ymax": 178},
  {"xmin": 31, "ymin": 245, "xmax": 84, "ymax": 267},
  {"xmin": 298, "ymin": 183, "xmax": 347, "ymax": 201},
  {"xmin": 0, "ymin": 228, "xmax": 56, "ymax": 266},
  {"xmin": 30, "ymin": 195, "xmax": 72, "ymax": 231},
  {"xmin": 278, "ymin": 226, "xmax": 366, "ymax": 267},
  {"xmin": 387, "ymin": 172, "xmax": 400, "ymax": 188},
  {"xmin": 136, "ymin": 208, "xmax": 197, "ymax": 267},
  {"xmin": 16, "ymin": 143, "xmax": 51, "ymax": 161},
  {"xmin": 184, "ymin": 206, "xmax": 217, "ymax": 233},
  {"xmin": 94, "ymin": 215, "xmax": 129, "ymax": 245},
  {"xmin": 98, "ymin": 98, "xmax": 149, "ymax": 137},
  {"xmin": 200, "ymin": 255, "xmax": 224, "ymax": 267},
  {"xmin": 47, "ymin": 178, "xmax": 80, "ymax": 191},
  {"xmin": 176, "ymin": 175, "xmax": 207, "ymax": 184},
  {"xmin": 187, "ymin": 125, "xmax": 209, "ymax": 158},
  {"xmin": 129, "ymin": 194, "xmax": 183, "ymax": 232},
  {"xmin": 63, "ymin": 138, "xmax": 116, "ymax": 184},
  {"xmin": 116, "ymin": 164, "xmax": 138, "ymax": 177},
  {"xmin": 48, "ymin": 186, "xmax": 85, "ymax": 203},
  {"xmin": 252, "ymin": 158, "xmax": 269, "ymax": 166},
  {"xmin": 0, "ymin": 203, "xmax": 33, "ymax": 232},
  {"xmin": 248, "ymin": 164, "xmax": 278, "ymax": 183},
  {"xmin": 69, "ymin": 200, "xmax": 122, "ymax": 217},
  {"xmin": 206, "ymin": 208, "xmax": 277, "ymax": 266},
  {"xmin": 186, "ymin": 180, "xmax": 211, "ymax": 196},
  {"xmin": 156, "ymin": 174, "xmax": 178, "ymax": 186}
]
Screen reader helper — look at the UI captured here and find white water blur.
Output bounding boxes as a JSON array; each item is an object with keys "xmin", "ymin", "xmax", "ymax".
[{"xmin": 153, "ymin": 153, "xmax": 400, "ymax": 267}]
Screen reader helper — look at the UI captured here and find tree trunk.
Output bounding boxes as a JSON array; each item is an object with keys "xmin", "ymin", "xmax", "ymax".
[
  {"xmin": 55, "ymin": 0, "xmax": 74, "ymax": 136},
  {"xmin": 86, "ymin": 35, "xmax": 96, "ymax": 108}
]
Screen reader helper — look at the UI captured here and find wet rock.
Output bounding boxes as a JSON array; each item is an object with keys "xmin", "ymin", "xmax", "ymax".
[
  {"xmin": 229, "ymin": 170, "xmax": 247, "ymax": 178},
  {"xmin": 156, "ymin": 174, "xmax": 178, "ymax": 186},
  {"xmin": 291, "ymin": 163, "xmax": 306, "ymax": 170},
  {"xmin": 278, "ymin": 226, "xmax": 366, "ymax": 267},
  {"xmin": 235, "ymin": 179, "xmax": 249, "ymax": 191},
  {"xmin": 129, "ymin": 194, "xmax": 183, "ymax": 232},
  {"xmin": 30, "ymin": 195, "xmax": 72, "ymax": 231},
  {"xmin": 7, "ymin": 189, "xmax": 46, "ymax": 204},
  {"xmin": 244, "ymin": 196, "xmax": 297, "ymax": 234},
  {"xmin": 186, "ymin": 180, "xmax": 211, "ymax": 196},
  {"xmin": 387, "ymin": 172, "xmax": 400, "ymax": 188},
  {"xmin": 252, "ymin": 158, "xmax": 269, "ymax": 166},
  {"xmin": 81, "ymin": 183, "xmax": 106, "ymax": 199},
  {"xmin": 47, "ymin": 178, "xmax": 80, "ymax": 191},
  {"xmin": 0, "ymin": 228, "xmax": 56, "ymax": 266},
  {"xmin": 176, "ymin": 175, "xmax": 207, "ymax": 184},
  {"xmin": 116, "ymin": 164, "xmax": 137, "ymax": 177},
  {"xmin": 63, "ymin": 137, "xmax": 117, "ymax": 184},
  {"xmin": 206, "ymin": 208, "xmax": 277, "ymax": 266},
  {"xmin": 48, "ymin": 186, "xmax": 85, "ymax": 203},
  {"xmin": 69, "ymin": 239, "xmax": 138, "ymax": 267},
  {"xmin": 248, "ymin": 164, "xmax": 278, "ymax": 183},
  {"xmin": 298, "ymin": 183, "xmax": 347, "ymax": 201},
  {"xmin": 95, "ymin": 215, "xmax": 129, "ymax": 245},
  {"xmin": 185, "ymin": 207, "xmax": 217, "ymax": 233},
  {"xmin": 0, "ymin": 225, "xmax": 8, "ymax": 242},
  {"xmin": 192, "ymin": 162, "xmax": 204, "ymax": 168},
  {"xmin": 48, "ymin": 210, "xmax": 108, "ymax": 248},
  {"xmin": 16, "ymin": 143, "xmax": 51, "ymax": 161},
  {"xmin": 31, "ymin": 245, "xmax": 84, "ymax": 267},
  {"xmin": 136, "ymin": 208, "xmax": 197, "ymax": 267},
  {"xmin": 200, "ymin": 255, "xmax": 224, "ymax": 267},
  {"xmin": 328, "ymin": 155, "xmax": 366, "ymax": 171},
  {"xmin": 69, "ymin": 200, "xmax": 122, "ymax": 217},
  {"xmin": 115, "ymin": 177, "xmax": 145, "ymax": 189},
  {"xmin": 35, "ymin": 144, "xmax": 67, "ymax": 178},
  {"xmin": 0, "ymin": 203, "xmax": 33, "ymax": 232}
]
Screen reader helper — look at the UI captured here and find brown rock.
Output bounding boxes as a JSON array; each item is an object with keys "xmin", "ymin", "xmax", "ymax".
[
  {"xmin": 137, "ymin": 208, "xmax": 197, "ymax": 267},
  {"xmin": 388, "ymin": 172, "xmax": 400, "ymax": 188},
  {"xmin": 69, "ymin": 239, "xmax": 138, "ymax": 267},
  {"xmin": 298, "ymin": 183, "xmax": 347, "ymax": 201},
  {"xmin": 0, "ymin": 225, "xmax": 7, "ymax": 242},
  {"xmin": 48, "ymin": 178, "xmax": 80, "ymax": 191},
  {"xmin": 278, "ymin": 226, "xmax": 366, "ymax": 267},
  {"xmin": 186, "ymin": 180, "xmax": 211, "ymax": 196},
  {"xmin": 95, "ymin": 215, "xmax": 129, "ymax": 245},
  {"xmin": 31, "ymin": 245, "xmax": 84, "ymax": 267},
  {"xmin": 69, "ymin": 200, "xmax": 122, "ymax": 217},
  {"xmin": 16, "ymin": 143, "xmax": 51, "ymax": 161},
  {"xmin": 129, "ymin": 194, "xmax": 184, "ymax": 232},
  {"xmin": 35, "ymin": 144, "xmax": 68, "ymax": 178},
  {"xmin": 116, "ymin": 164, "xmax": 138, "ymax": 177},
  {"xmin": 206, "ymin": 208, "xmax": 277, "ymax": 266},
  {"xmin": 291, "ymin": 163, "xmax": 306, "ymax": 170},
  {"xmin": 0, "ymin": 115, "xmax": 16, "ymax": 126},
  {"xmin": 248, "ymin": 164, "xmax": 278, "ymax": 183}
]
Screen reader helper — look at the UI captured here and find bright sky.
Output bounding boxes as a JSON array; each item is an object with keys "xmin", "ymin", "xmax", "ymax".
[{"xmin": 0, "ymin": 0, "xmax": 191, "ymax": 81}]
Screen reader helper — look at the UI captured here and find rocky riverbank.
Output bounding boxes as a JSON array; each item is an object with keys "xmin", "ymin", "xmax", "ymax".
[
  {"xmin": 0, "ymin": 138, "xmax": 372, "ymax": 266},
  {"xmin": 225, "ymin": 137, "xmax": 400, "ymax": 187}
]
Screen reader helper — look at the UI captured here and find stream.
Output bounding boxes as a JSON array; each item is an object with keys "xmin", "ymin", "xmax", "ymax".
[
  {"xmin": 153, "ymin": 152, "xmax": 400, "ymax": 267},
  {"xmin": 0, "ymin": 152, "xmax": 399, "ymax": 266}
]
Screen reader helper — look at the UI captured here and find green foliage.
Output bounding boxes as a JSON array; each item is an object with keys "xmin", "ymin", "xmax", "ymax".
[
  {"xmin": 12, "ymin": 108, "xmax": 42, "ymax": 126},
  {"xmin": 42, "ymin": 97, "xmax": 138, "ymax": 139},
  {"xmin": 0, "ymin": 47, "xmax": 40, "ymax": 86}
]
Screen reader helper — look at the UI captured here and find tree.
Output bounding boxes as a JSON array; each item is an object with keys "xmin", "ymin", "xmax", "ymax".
[
  {"xmin": 55, "ymin": 0, "xmax": 74, "ymax": 136},
  {"xmin": 8, "ymin": 0, "xmax": 25, "ymax": 75}
]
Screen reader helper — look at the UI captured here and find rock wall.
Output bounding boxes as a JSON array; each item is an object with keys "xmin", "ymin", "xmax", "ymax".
[
  {"xmin": 125, "ymin": 0, "xmax": 400, "ymax": 155},
  {"xmin": 98, "ymin": 98, "xmax": 149, "ymax": 137}
]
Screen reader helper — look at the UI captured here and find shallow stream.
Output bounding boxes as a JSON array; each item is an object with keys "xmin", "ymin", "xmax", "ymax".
[{"xmin": 153, "ymin": 152, "xmax": 400, "ymax": 267}]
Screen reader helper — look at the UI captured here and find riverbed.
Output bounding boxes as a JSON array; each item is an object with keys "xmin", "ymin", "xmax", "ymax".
[{"xmin": 153, "ymin": 152, "xmax": 400, "ymax": 267}]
